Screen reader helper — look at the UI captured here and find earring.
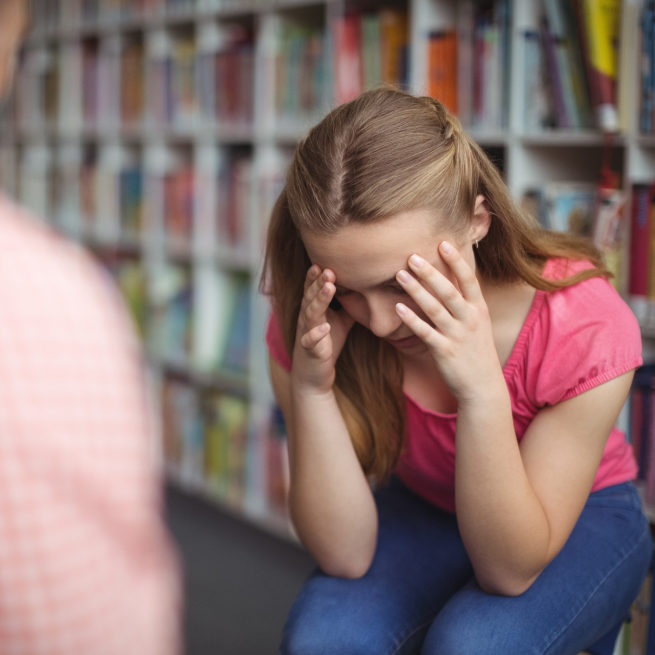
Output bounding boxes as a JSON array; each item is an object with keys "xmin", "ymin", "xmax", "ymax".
[{"xmin": 474, "ymin": 240, "xmax": 479, "ymax": 249}]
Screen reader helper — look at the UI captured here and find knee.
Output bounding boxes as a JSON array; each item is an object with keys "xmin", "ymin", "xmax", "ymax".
[
  {"xmin": 422, "ymin": 605, "xmax": 535, "ymax": 655},
  {"xmin": 281, "ymin": 612, "xmax": 383, "ymax": 655}
]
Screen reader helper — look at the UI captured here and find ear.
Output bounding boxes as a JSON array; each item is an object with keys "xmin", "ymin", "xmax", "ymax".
[{"xmin": 469, "ymin": 194, "xmax": 491, "ymax": 245}]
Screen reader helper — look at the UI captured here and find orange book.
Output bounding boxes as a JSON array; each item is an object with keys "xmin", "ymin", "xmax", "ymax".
[
  {"xmin": 428, "ymin": 30, "xmax": 458, "ymax": 115},
  {"xmin": 379, "ymin": 8, "xmax": 408, "ymax": 87}
]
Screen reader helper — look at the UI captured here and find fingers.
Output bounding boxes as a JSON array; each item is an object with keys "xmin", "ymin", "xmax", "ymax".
[
  {"xmin": 438, "ymin": 241, "xmax": 483, "ymax": 302},
  {"xmin": 396, "ymin": 254, "xmax": 465, "ymax": 327},
  {"xmin": 395, "ymin": 302, "xmax": 445, "ymax": 350},
  {"xmin": 301, "ymin": 267, "xmax": 335, "ymax": 317}
]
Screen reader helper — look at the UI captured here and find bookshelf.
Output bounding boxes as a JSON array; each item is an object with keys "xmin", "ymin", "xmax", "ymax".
[{"xmin": 1, "ymin": 0, "xmax": 654, "ymax": 553}]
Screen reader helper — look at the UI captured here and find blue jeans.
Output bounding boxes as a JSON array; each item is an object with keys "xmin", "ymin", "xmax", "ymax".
[{"xmin": 280, "ymin": 478, "xmax": 652, "ymax": 655}]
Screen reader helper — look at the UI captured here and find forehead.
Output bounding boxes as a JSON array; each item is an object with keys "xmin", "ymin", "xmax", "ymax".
[{"xmin": 301, "ymin": 209, "xmax": 444, "ymax": 288}]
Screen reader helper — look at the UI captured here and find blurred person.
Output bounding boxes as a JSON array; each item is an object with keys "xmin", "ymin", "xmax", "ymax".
[{"xmin": 0, "ymin": 2, "xmax": 183, "ymax": 653}]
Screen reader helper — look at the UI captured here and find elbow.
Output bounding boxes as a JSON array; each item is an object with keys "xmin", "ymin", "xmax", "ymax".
[
  {"xmin": 477, "ymin": 570, "xmax": 541, "ymax": 597},
  {"xmin": 318, "ymin": 547, "xmax": 375, "ymax": 579}
]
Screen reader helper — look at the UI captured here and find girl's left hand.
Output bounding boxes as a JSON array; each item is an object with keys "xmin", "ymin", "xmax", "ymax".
[{"xmin": 394, "ymin": 241, "xmax": 503, "ymax": 404}]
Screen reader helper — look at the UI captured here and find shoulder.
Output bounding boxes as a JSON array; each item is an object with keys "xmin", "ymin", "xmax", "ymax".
[
  {"xmin": 524, "ymin": 258, "xmax": 642, "ymax": 405},
  {"xmin": 539, "ymin": 258, "xmax": 640, "ymax": 342}
]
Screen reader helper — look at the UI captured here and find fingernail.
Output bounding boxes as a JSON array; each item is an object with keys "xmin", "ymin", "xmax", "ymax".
[
  {"xmin": 440, "ymin": 241, "xmax": 453, "ymax": 254},
  {"xmin": 396, "ymin": 270, "xmax": 411, "ymax": 283},
  {"xmin": 395, "ymin": 303, "xmax": 408, "ymax": 316},
  {"xmin": 409, "ymin": 254, "xmax": 424, "ymax": 268}
]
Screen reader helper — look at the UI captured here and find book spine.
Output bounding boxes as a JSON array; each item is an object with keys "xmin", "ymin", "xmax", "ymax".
[{"xmin": 580, "ymin": 0, "xmax": 621, "ymax": 131}]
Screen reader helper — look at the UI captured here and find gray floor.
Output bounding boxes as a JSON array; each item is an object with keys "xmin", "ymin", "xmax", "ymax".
[{"xmin": 165, "ymin": 485, "xmax": 315, "ymax": 655}]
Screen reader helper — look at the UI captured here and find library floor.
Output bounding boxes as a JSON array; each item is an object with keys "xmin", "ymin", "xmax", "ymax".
[{"xmin": 165, "ymin": 485, "xmax": 315, "ymax": 655}]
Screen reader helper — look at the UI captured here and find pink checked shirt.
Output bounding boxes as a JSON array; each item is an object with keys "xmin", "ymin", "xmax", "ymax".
[
  {"xmin": 0, "ymin": 194, "xmax": 182, "ymax": 654},
  {"xmin": 267, "ymin": 258, "xmax": 642, "ymax": 513}
]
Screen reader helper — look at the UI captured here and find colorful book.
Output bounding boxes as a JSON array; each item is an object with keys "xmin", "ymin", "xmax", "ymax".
[
  {"xmin": 428, "ymin": 30, "xmax": 458, "ymax": 114},
  {"xmin": 576, "ymin": 0, "xmax": 621, "ymax": 132},
  {"xmin": 332, "ymin": 12, "xmax": 362, "ymax": 105}
]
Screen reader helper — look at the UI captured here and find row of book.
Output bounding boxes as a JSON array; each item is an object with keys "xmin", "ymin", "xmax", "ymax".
[
  {"xmin": 161, "ymin": 379, "xmax": 290, "ymax": 516},
  {"xmin": 520, "ymin": 179, "xmax": 626, "ymax": 281},
  {"xmin": 428, "ymin": 0, "xmax": 511, "ymax": 131},
  {"xmin": 520, "ymin": 0, "xmax": 653, "ymax": 134},
  {"xmin": 521, "ymin": 178, "xmax": 655, "ymax": 333},
  {"xmin": 16, "ymin": 23, "xmax": 255, "ymax": 132},
  {"xmin": 94, "ymin": 252, "xmax": 253, "ymax": 379},
  {"xmin": 162, "ymin": 379, "xmax": 250, "ymax": 508},
  {"xmin": 8, "ymin": 143, "xmax": 254, "ymax": 255},
  {"xmin": 31, "ymin": 0, "xmax": 197, "ymax": 30},
  {"xmin": 332, "ymin": 7, "xmax": 409, "ymax": 105},
  {"xmin": 523, "ymin": 0, "xmax": 622, "ymax": 132}
]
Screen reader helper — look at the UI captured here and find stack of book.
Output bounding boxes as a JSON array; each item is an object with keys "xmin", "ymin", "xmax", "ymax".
[
  {"xmin": 162, "ymin": 378, "xmax": 251, "ymax": 508},
  {"xmin": 428, "ymin": 0, "xmax": 511, "ymax": 130},
  {"xmin": 332, "ymin": 6, "xmax": 409, "ymax": 105},
  {"xmin": 522, "ymin": 0, "xmax": 624, "ymax": 132}
]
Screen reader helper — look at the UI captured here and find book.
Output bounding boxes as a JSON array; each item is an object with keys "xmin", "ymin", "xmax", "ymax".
[
  {"xmin": 218, "ymin": 154, "xmax": 252, "ymax": 256},
  {"xmin": 82, "ymin": 38, "xmax": 99, "ymax": 126},
  {"xmin": 204, "ymin": 393, "xmax": 249, "ymax": 505},
  {"xmin": 541, "ymin": 0, "xmax": 593, "ymax": 129},
  {"xmin": 640, "ymin": 1, "xmax": 655, "ymax": 133},
  {"xmin": 151, "ymin": 263, "xmax": 193, "ymax": 366},
  {"xmin": 361, "ymin": 12, "xmax": 382, "ymax": 91},
  {"xmin": 161, "ymin": 379, "xmax": 204, "ymax": 485},
  {"xmin": 591, "ymin": 185, "xmax": 626, "ymax": 284},
  {"xmin": 576, "ymin": 0, "xmax": 622, "ymax": 132},
  {"xmin": 542, "ymin": 181, "xmax": 597, "ymax": 234},
  {"xmin": 379, "ymin": 7, "xmax": 409, "ymax": 88},
  {"xmin": 628, "ymin": 185, "xmax": 654, "ymax": 300},
  {"xmin": 215, "ymin": 25, "xmax": 254, "ymax": 126},
  {"xmin": 265, "ymin": 404, "xmax": 290, "ymax": 514},
  {"xmin": 171, "ymin": 31, "xmax": 197, "ymax": 128},
  {"xmin": 164, "ymin": 163, "xmax": 194, "ymax": 245},
  {"xmin": 220, "ymin": 276, "xmax": 251, "ymax": 375},
  {"xmin": 121, "ymin": 35, "xmax": 145, "ymax": 126},
  {"xmin": 631, "ymin": 364, "xmax": 655, "ymax": 506},
  {"xmin": 428, "ymin": 30, "xmax": 458, "ymax": 114},
  {"xmin": 332, "ymin": 12, "xmax": 362, "ymax": 105},
  {"xmin": 522, "ymin": 29, "xmax": 558, "ymax": 130}
]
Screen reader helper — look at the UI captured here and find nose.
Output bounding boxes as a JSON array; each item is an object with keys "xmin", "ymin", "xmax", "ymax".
[{"xmin": 367, "ymin": 297, "xmax": 402, "ymax": 338}]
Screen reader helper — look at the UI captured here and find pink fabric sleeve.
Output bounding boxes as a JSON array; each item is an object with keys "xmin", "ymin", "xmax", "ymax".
[
  {"xmin": 528, "ymin": 271, "xmax": 643, "ymax": 406},
  {"xmin": 266, "ymin": 309, "xmax": 293, "ymax": 371}
]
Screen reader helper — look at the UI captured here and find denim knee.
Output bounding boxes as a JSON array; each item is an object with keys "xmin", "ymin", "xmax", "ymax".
[
  {"xmin": 421, "ymin": 604, "xmax": 537, "ymax": 655},
  {"xmin": 280, "ymin": 607, "xmax": 392, "ymax": 655}
]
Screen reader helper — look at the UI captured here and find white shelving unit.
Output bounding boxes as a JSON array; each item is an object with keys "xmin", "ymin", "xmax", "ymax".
[{"xmin": 1, "ymin": 0, "xmax": 654, "ymax": 543}]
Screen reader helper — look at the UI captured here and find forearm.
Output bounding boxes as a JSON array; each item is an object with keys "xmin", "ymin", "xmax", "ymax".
[
  {"xmin": 288, "ymin": 384, "xmax": 378, "ymax": 578},
  {"xmin": 455, "ymin": 380, "xmax": 551, "ymax": 595}
]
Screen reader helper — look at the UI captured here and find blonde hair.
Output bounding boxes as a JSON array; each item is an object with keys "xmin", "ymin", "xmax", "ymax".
[{"xmin": 262, "ymin": 86, "xmax": 609, "ymax": 484}]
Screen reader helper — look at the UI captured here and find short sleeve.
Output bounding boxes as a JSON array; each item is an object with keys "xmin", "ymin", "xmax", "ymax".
[
  {"xmin": 528, "ymin": 272, "xmax": 643, "ymax": 406},
  {"xmin": 266, "ymin": 309, "xmax": 292, "ymax": 371}
]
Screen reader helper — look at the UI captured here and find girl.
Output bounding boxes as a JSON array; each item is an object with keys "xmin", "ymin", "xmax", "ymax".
[{"xmin": 262, "ymin": 87, "xmax": 652, "ymax": 655}]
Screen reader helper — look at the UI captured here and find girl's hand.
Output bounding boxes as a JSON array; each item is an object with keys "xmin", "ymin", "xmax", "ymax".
[
  {"xmin": 292, "ymin": 265, "xmax": 354, "ymax": 394},
  {"xmin": 394, "ymin": 241, "xmax": 503, "ymax": 404}
]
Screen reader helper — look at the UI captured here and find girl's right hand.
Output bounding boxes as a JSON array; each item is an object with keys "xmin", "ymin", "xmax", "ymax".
[{"xmin": 291, "ymin": 265, "xmax": 354, "ymax": 394}]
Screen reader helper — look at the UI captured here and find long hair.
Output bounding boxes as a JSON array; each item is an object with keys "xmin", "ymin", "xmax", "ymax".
[{"xmin": 261, "ymin": 86, "xmax": 609, "ymax": 484}]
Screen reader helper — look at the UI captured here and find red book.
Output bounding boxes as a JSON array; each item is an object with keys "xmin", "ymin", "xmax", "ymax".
[
  {"xmin": 628, "ymin": 185, "xmax": 653, "ymax": 298},
  {"xmin": 333, "ymin": 12, "xmax": 362, "ymax": 105}
]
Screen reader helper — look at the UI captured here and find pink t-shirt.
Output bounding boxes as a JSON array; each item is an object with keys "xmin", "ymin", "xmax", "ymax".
[{"xmin": 266, "ymin": 258, "xmax": 642, "ymax": 512}]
